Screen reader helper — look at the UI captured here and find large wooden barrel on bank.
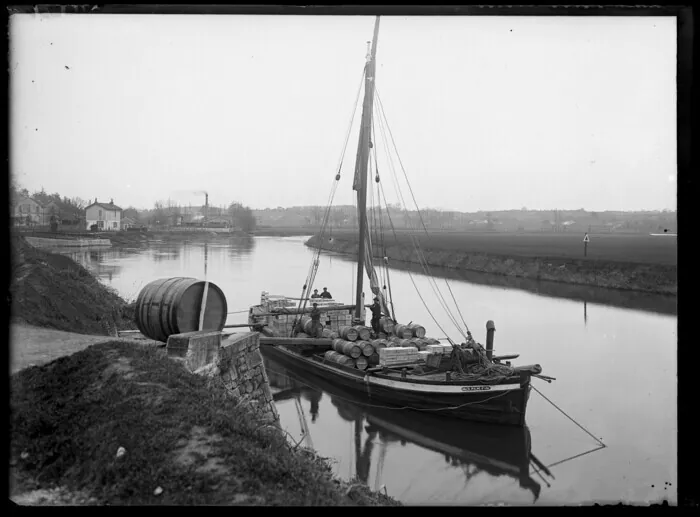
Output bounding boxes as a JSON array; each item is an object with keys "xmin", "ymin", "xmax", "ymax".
[{"xmin": 135, "ymin": 277, "xmax": 228, "ymax": 342}]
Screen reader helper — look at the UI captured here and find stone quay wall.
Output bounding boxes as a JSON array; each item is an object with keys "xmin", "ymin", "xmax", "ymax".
[{"xmin": 167, "ymin": 330, "xmax": 279, "ymax": 427}]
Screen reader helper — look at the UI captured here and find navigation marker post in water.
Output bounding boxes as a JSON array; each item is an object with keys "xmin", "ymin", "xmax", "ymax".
[{"xmin": 583, "ymin": 233, "xmax": 590, "ymax": 257}]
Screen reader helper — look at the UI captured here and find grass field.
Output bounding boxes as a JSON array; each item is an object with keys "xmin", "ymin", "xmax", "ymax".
[{"xmin": 323, "ymin": 229, "xmax": 677, "ymax": 267}]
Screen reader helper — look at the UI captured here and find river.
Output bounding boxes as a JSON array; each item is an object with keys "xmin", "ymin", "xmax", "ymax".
[{"xmin": 58, "ymin": 235, "xmax": 677, "ymax": 506}]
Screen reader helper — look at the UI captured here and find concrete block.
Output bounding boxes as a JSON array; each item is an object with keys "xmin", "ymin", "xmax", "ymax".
[{"xmin": 166, "ymin": 331, "xmax": 222, "ymax": 372}]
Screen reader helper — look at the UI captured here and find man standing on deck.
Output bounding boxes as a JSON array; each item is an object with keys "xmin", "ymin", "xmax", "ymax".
[
  {"xmin": 369, "ymin": 297, "xmax": 382, "ymax": 336},
  {"xmin": 309, "ymin": 303, "xmax": 323, "ymax": 338},
  {"xmin": 320, "ymin": 287, "xmax": 333, "ymax": 299},
  {"xmin": 311, "ymin": 289, "xmax": 320, "ymax": 298}
]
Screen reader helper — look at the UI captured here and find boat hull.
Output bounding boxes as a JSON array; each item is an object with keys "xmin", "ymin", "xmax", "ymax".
[{"xmin": 260, "ymin": 343, "xmax": 531, "ymax": 426}]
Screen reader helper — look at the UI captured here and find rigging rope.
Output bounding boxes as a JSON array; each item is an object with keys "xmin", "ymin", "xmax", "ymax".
[
  {"xmin": 375, "ymin": 88, "xmax": 472, "ymax": 337},
  {"xmin": 373, "ymin": 98, "xmax": 466, "ymax": 340},
  {"xmin": 376, "ymin": 177, "xmax": 455, "ymax": 343},
  {"xmin": 292, "ymin": 67, "xmax": 367, "ymax": 335}
]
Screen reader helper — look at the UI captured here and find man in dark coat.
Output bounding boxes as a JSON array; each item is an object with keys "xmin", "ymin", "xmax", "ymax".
[
  {"xmin": 320, "ymin": 287, "xmax": 333, "ymax": 299},
  {"xmin": 309, "ymin": 303, "xmax": 323, "ymax": 338},
  {"xmin": 369, "ymin": 297, "xmax": 382, "ymax": 335},
  {"xmin": 311, "ymin": 289, "xmax": 320, "ymax": 298}
]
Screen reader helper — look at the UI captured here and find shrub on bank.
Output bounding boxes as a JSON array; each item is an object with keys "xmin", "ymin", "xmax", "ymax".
[{"xmin": 10, "ymin": 236, "xmax": 136, "ymax": 335}]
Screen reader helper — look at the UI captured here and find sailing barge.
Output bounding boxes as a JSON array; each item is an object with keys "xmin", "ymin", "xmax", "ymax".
[{"xmin": 249, "ymin": 16, "xmax": 548, "ymax": 427}]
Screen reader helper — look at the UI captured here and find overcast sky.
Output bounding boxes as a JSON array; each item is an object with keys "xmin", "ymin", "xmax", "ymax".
[{"xmin": 10, "ymin": 14, "xmax": 676, "ymax": 212}]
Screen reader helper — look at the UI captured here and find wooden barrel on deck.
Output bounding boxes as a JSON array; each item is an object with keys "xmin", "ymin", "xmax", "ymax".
[
  {"xmin": 393, "ymin": 324, "xmax": 413, "ymax": 339},
  {"xmin": 322, "ymin": 328, "xmax": 338, "ymax": 339},
  {"xmin": 324, "ymin": 350, "xmax": 354, "ymax": 367},
  {"xmin": 354, "ymin": 325, "xmax": 371, "ymax": 341},
  {"xmin": 407, "ymin": 323, "xmax": 426, "ymax": 338},
  {"xmin": 332, "ymin": 339, "xmax": 362, "ymax": 359},
  {"xmin": 135, "ymin": 277, "xmax": 227, "ymax": 342},
  {"xmin": 339, "ymin": 326, "xmax": 359, "ymax": 341},
  {"xmin": 354, "ymin": 356, "xmax": 368, "ymax": 370},
  {"xmin": 398, "ymin": 338, "xmax": 413, "ymax": 348},
  {"xmin": 371, "ymin": 339, "xmax": 388, "ymax": 350},
  {"xmin": 380, "ymin": 317, "xmax": 394, "ymax": 334},
  {"xmin": 410, "ymin": 338, "xmax": 428, "ymax": 350},
  {"xmin": 357, "ymin": 340, "xmax": 374, "ymax": 357}
]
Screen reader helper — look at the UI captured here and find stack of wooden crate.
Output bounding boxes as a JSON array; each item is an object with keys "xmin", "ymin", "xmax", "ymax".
[{"xmin": 378, "ymin": 346, "xmax": 420, "ymax": 367}]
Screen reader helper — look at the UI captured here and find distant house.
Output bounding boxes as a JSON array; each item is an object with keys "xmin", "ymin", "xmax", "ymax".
[
  {"xmin": 85, "ymin": 198, "xmax": 123, "ymax": 231},
  {"xmin": 11, "ymin": 195, "xmax": 44, "ymax": 226},
  {"xmin": 121, "ymin": 217, "xmax": 137, "ymax": 230}
]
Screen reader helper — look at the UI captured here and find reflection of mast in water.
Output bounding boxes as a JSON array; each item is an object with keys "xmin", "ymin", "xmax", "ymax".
[
  {"xmin": 306, "ymin": 389, "xmax": 322, "ymax": 423},
  {"xmin": 584, "ymin": 301, "xmax": 588, "ymax": 325},
  {"xmin": 350, "ymin": 416, "xmax": 377, "ymax": 485}
]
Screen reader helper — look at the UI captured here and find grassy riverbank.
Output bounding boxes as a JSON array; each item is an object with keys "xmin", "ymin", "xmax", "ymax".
[
  {"xmin": 306, "ymin": 231, "xmax": 677, "ymax": 295},
  {"xmin": 251, "ymin": 226, "xmax": 317, "ymax": 237},
  {"xmin": 10, "ymin": 340, "xmax": 399, "ymax": 506},
  {"xmin": 10, "ymin": 236, "xmax": 137, "ymax": 335}
]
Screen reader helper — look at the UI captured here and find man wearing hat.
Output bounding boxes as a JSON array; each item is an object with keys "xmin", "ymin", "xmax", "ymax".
[
  {"xmin": 320, "ymin": 287, "xmax": 333, "ymax": 299},
  {"xmin": 369, "ymin": 296, "xmax": 382, "ymax": 336},
  {"xmin": 309, "ymin": 302, "xmax": 323, "ymax": 338}
]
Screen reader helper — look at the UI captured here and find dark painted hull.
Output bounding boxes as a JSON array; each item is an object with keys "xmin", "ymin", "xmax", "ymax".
[{"xmin": 261, "ymin": 343, "xmax": 531, "ymax": 426}]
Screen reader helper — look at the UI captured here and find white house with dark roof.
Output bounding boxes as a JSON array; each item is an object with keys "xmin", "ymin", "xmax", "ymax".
[{"xmin": 85, "ymin": 198, "xmax": 123, "ymax": 230}]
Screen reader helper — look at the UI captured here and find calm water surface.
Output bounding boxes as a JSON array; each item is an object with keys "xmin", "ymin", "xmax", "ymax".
[{"xmin": 59, "ymin": 236, "xmax": 677, "ymax": 505}]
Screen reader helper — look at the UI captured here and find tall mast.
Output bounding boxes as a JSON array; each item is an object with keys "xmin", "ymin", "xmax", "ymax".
[{"xmin": 354, "ymin": 16, "xmax": 381, "ymax": 321}]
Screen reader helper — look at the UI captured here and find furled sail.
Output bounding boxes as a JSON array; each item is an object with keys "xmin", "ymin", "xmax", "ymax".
[{"xmin": 361, "ymin": 213, "xmax": 391, "ymax": 317}]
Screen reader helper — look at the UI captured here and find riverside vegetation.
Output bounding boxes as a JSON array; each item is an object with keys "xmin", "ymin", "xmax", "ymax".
[
  {"xmin": 10, "ymin": 237, "xmax": 399, "ymax": 506},
  {"xmin": 306, "ymin": 230, "xmax": 677, "ymax": 295}
]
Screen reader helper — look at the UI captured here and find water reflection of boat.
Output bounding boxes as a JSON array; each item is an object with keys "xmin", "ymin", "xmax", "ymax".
[{"xmin": 265, "ymin": 357, "xmax": 542, "ymax": 502}]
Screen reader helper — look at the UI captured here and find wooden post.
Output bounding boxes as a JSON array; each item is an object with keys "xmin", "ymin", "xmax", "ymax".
[
  {"xmin": 198, "ymin": 242, "xmax": 209, "ymax": 331},
  {"xmin": 486, "ymin": 320, "xmax": 495, "ymax": 361},
  {"xmin": 198, "ymin": 281, "xmax": 209, "ymax": 331}
]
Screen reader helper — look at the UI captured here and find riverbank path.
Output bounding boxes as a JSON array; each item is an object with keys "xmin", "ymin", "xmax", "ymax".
[{"xmin": 10, "ymin": 324, "xmax": 157, "ymax": 374}]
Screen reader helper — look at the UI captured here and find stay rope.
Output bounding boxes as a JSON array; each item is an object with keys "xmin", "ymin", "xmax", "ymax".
[
  {"xmin": 373, "ymin": 97, "xmax": 466, "ymax": 341},
  {"xmin": 375, "ymin": 88, "xmax": 472, "ymax": 337},
  {"xmin": 293, "ymin": 67, "xmax": 366, "ymax": 334}
]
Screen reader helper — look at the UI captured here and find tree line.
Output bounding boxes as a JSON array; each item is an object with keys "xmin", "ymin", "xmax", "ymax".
[{"xmin": 11, "ymin": 180, "xmax": 256, "ymax": 232}]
